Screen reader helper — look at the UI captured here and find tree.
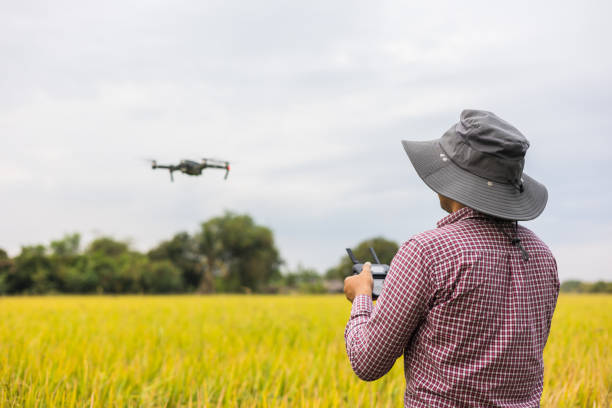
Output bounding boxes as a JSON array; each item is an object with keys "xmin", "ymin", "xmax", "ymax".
[
  {"xmin": 148, "ymin": 232, "xmax": 203, "ymax": 291},
  {"xmin": 284, "ymin": 265, "xmax": 326, "ymax": 294},
  {"xmin": 10, "ymin": 245, "xmax": 55, "ymax": 293},
  {"xmin": 85, "ymin": 237, "xmax": 143, "ymax": 293},
  {"xmin": 141, "ymin": 260, "xmax": 184, "ymax": 293},
  {"xmin": 60, "ymin": 258, "xmax": 98, "ymax": 293},
  {"xmin": 560, "ymin": 280, "xmax": 583, "ymax": 293},
  {"xmin": 49, "ymin": 233, "xmax": 85, "ymax": 293},
  {"xmin": 0, "ymin": 248, "xmax": 13, "ymax": 294},
  {"xmin": 326, "ymin": 237, "xmax": 399, "ymax": 281},
  {"xmin": 587, "ymin": 281, "xmax": 612, "ymax": 294},
  {"xmin": 50, "ymin": 233, "xmax": 80, "ymax": 257},
  {"xmin": 196, "ymin": 212, "xmax": 282, "ymax": 293},
  {"xmin": 87, "ymin": 237, "xmax": 129, "ymax": 257}
]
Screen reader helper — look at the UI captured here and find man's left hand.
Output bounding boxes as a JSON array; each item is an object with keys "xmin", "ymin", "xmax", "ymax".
[{"xmin": 344, "ymin": 262, "xmax": 373, "ymax": 303}]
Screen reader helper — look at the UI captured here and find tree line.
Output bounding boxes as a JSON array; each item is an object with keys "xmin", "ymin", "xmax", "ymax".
[
  {"xmin": 4, "ymin": 212, "xmax": 605, "ymax": 295},
  {"xmin": 0, "ymin": 212, "xmax": 279, "ymax": 294},
  {"xmin": 0, "ymin": 212, "xmax": 399, "ymax": 295},
  {"xmin": 559, "ymin": 280, "xmax": 612, "ymax": 294}
]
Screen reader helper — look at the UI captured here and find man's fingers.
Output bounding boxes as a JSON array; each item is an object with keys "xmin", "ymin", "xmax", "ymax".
[
  {"xmin": 361, "ymin": 262, "xmax": 373, "ymax": 290},
  {"xmin": 344, "ymin": 263, "xmax": 374, "ymax": 302}
]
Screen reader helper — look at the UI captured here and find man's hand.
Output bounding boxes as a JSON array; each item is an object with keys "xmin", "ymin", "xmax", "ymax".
[{"xmin": 344, "ymin": 262, "xmax": 374, "ymax": 303}]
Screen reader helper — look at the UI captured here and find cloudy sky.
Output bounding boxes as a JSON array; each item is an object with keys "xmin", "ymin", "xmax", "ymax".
[{"xmin": 1, "ymin": 0, "xmax": 610, "ymax": 281}]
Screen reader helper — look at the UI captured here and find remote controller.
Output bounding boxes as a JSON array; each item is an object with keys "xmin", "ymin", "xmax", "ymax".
[{"xmin": 346, "ymin": 247, "xmax": 389, "ymax": 300}]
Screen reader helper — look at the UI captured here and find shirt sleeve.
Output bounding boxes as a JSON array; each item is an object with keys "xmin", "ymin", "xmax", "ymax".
[{"xmin": 344, "ymin": 239, "xmax": 433, "ymax": 381}]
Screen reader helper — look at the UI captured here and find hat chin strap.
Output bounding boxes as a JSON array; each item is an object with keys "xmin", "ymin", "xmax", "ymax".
[{"xmin": 493, "ymin": 220, "xmax": 529, "ymax": 261}]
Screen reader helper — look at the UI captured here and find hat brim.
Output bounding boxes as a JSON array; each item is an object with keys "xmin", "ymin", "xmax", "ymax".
[{"xmin": 402, "ymin": 139, "xmax": 548, "ymax": 221}]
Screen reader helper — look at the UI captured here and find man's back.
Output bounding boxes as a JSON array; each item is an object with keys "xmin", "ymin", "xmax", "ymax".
[
  {"xmin": 344, "ymin": 207, "xmax": 559, "ymax": 407},
  {"xmin": 405, "ymin": 207, "xmax": 559, "ymax": 407}
]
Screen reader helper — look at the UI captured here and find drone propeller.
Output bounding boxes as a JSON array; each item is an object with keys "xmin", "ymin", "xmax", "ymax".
[
  {"xmin": 140, "ymin": 158, "xmax": 159, "ymax": 169},
  {"xmin": 199, "ymin": 157, "xmax": 231, "ymax": 180}
]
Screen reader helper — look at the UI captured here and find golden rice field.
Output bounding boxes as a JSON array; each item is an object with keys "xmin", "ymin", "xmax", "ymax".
[{"xmin": 0, "ymin": 294, "xmax": 609, "ymax": 407}]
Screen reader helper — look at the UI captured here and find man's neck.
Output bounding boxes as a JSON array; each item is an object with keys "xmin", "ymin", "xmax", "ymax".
[
  {"xmin": 449, "ymin": 201, "xmax": 465, "ymax": 213},
  {"xmin": 439, "ymin": 194, "xmax": 466, "ymax": 214}
]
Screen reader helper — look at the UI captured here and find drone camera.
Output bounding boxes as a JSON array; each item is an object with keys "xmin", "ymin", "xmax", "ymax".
[{"xmin": 345, "ymin": 247, "xmax": 389, "ymax": 300}]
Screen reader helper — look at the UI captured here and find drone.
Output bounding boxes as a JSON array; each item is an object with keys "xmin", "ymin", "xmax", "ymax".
[{"xmin": 150, "ymin": 158, "xmax": 230, "ymax": 182}]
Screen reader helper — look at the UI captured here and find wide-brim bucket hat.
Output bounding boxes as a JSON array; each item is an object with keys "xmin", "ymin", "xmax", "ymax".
[{"xmin": 402, "ymin": 109, "xmax": 548, "ymax": 221}]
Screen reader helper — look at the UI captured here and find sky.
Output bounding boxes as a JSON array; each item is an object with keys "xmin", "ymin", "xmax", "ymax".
[{"xmin": 1, "ymin": 0, "xmax": 611, "ymax": 281}]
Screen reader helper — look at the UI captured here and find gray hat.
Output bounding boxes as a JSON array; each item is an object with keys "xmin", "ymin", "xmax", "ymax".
[{"xmin": 402, "ymin": 109, "xmax": 548, "ymax": 220}]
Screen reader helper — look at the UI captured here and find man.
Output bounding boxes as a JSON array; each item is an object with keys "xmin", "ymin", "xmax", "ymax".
[{"xmin": 344, "ymin": 109, "xmax": 559, "ymax": 407}]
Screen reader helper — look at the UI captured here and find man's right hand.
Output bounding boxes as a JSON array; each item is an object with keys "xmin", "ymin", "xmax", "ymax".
[{"xmin": 344, "ymin": 262, "xmax": 373, "ymax": 303}]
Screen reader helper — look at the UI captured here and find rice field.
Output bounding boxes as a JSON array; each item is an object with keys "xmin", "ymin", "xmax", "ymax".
[{"xmin": 0, "ymin": 294, "xmax": 609, "ymax": 407}]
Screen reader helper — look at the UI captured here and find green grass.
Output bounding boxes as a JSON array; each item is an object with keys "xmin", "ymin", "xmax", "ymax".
[{"xmin": 0, "ymin": 295, "xmax": 609, "ymax": 407}]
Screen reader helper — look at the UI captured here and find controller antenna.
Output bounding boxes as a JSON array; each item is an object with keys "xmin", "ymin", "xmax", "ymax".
[
  {"xmin": 346, "ymin": 248, "xmax": 360, "ymax": 265},
  {"xmin": 369, "ymin": 247, "xmax": 381, "ymax": 264}
]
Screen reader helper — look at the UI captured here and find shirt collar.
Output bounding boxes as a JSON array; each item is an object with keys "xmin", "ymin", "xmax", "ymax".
[{"xmin": 436, "ymin": 207, "xmax": 485, "ymax": 228}]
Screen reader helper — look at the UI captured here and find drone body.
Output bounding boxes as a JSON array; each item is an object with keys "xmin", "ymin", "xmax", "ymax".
[{"xmin": 151, "ymin": 158, "xmax": 230, "ymax": 181}]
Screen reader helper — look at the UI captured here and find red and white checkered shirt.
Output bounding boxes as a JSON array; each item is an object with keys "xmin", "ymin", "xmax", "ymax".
[{"xmin": 345, "ymin": 207, "xmax": 559, "ymax": 407}]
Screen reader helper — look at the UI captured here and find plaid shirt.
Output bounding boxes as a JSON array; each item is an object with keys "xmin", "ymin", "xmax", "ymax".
[{"xmin": 345, "ymin": 207, "xmax": 559, "ymax": 407}]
